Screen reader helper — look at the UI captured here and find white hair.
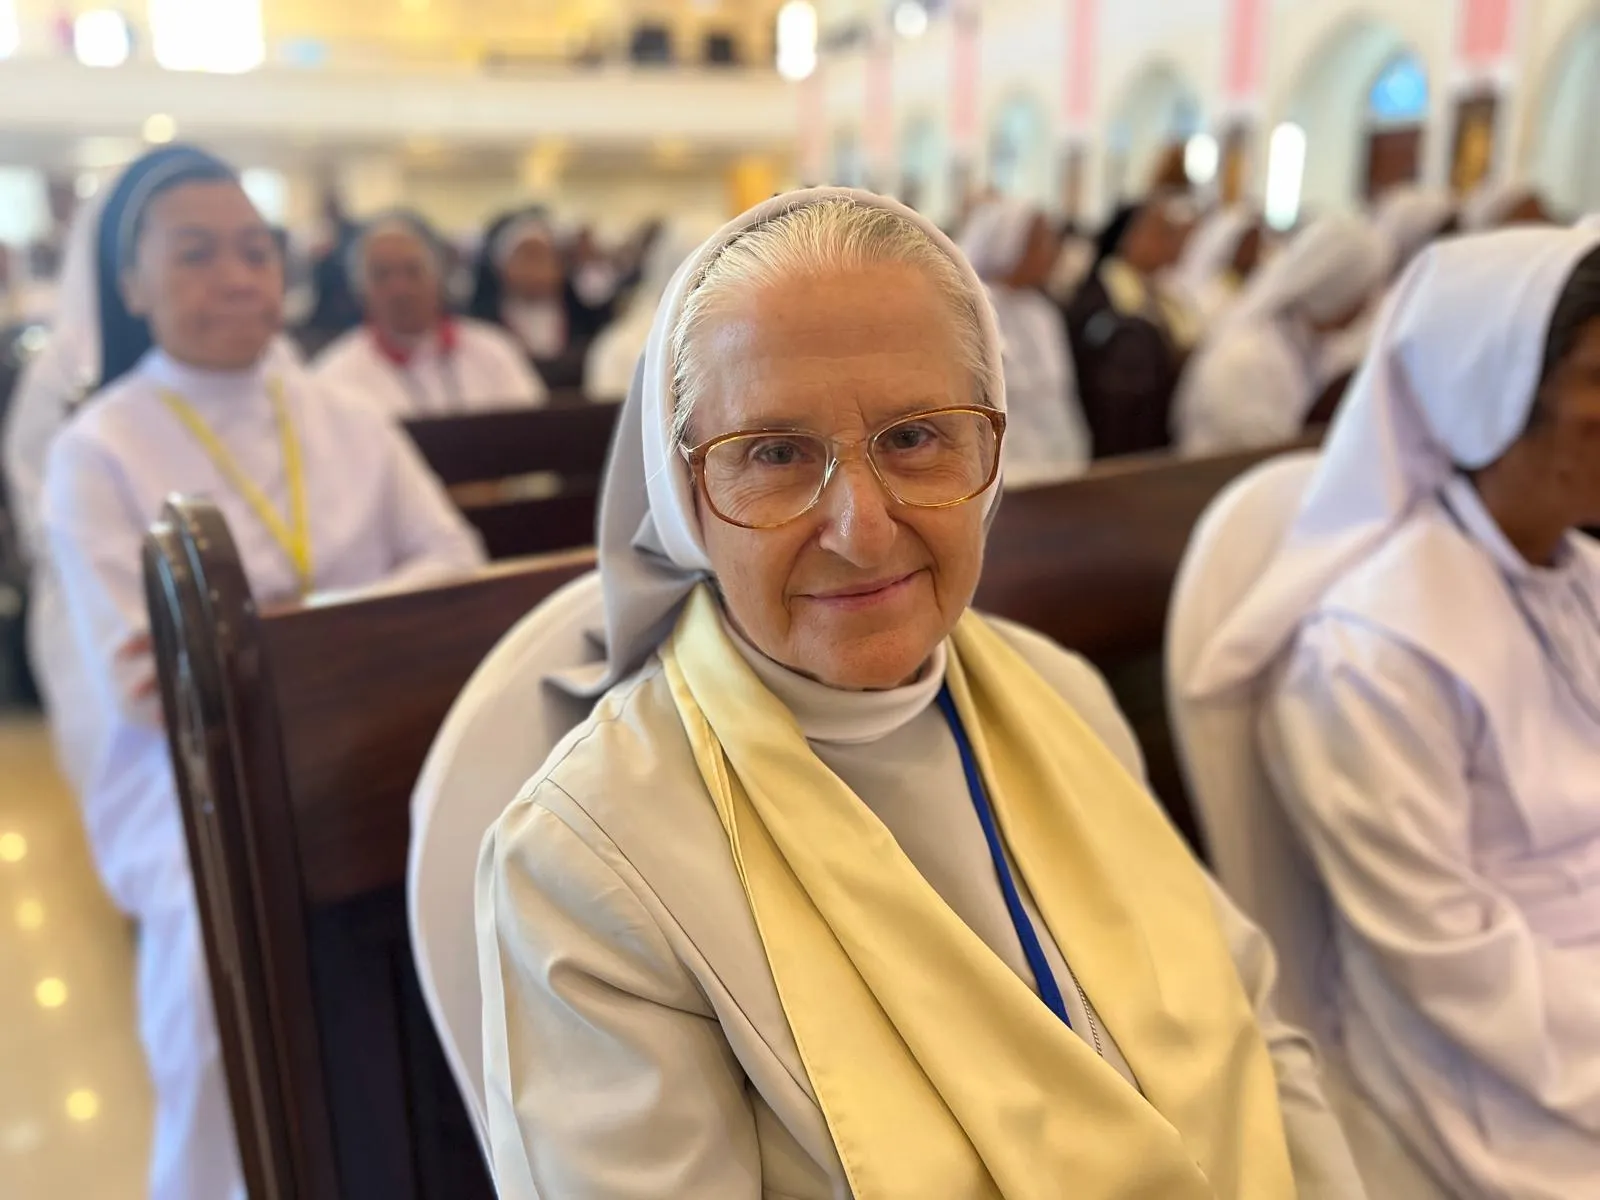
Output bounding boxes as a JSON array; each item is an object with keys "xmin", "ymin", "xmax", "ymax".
[{"xmin": 669, "ymin": 197, "xmax": 993, "ymax": 446}]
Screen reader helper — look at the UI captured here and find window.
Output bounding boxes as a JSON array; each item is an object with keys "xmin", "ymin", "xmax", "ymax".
[
  {"xmin": 75, "ymin": 10, "xmax": 131, "ymax": 67},
  {"xmin": 1368, "ymin": 53, "xmax": 1429, "ymax": 124},
  {"xmin": 148, "ymin": 0, "xmax": 263, "ymax": 73}
]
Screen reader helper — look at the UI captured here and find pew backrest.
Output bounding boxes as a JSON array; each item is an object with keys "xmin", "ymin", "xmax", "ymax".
[
  {"xmin": 402, "ymin": 403, "xmax": 619, "ymax": 560},
  {"xmin": 145, "ymin": 498, "xmax": 594, "ymax": 1200}
]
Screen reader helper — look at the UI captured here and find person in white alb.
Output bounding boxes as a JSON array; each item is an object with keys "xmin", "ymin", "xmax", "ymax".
[
  {"xmin": 958, "ymin": 197, "xmax": 1091, "ymax": 486},
  {"xmin": 1188, "ymin": 224, "xmax": 1600, "ymax": 1199},
  {"xmin": 1172, "ymin": 214, "xmax": 1388, "ymax": 455},
  {"xmin": 313, "ymin": 210, "xmax": 547, "ymax": 417},
  {"xmin": 39, "ymin": 145, "xmax": 485, "ymax": 1200}
]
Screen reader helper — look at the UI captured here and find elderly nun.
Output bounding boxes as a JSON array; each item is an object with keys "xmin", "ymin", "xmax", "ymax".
[
  {"xmin": 583, "ymin": 217, "xmax": 721, "ymax": 402},
  {"xmin": 1169, "ymin": 205, "xmax": 1266, "ymax": 327},
  {"xmin": 1188, "ymin": 226, "xmax": 1600, "ymax": 1198},
  {"xmin": 476, "ymin": 189, "xmax": 1368, "ymax": 1200},
  {"xmin": 469, "ymin": 208, "xmax": 612, "ymax": 390},
  {"xmin": 38, "ymin": 145, "xmax": 485, "ymax": 1200},
  {"xmin": 312, "ymin": 209, "xmax": 546, "ymax": 417},
  {"xmin": 1172, "ymin": 214, "xmax": 1388, "ymax": 456},
  {"xmin": 958, "ymin": 197, "xmax": 1090, "ymax": 485}
]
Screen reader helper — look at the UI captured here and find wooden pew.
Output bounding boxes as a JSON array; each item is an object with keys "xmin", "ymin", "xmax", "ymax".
[
  {"xmin": 403, "ymin": 401, "xmax": 620, "ymax": 559},
  {"xmin": 143, "ymin": 436, "xmax": 1311, "ymax": 1200}
]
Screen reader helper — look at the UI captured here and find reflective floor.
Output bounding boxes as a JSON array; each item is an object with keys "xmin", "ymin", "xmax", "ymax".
[{"xmin": 0, "ymin": 714, "xmax": 151, "ymax": 1199}]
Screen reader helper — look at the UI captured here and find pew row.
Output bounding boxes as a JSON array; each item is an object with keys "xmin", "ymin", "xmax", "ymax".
[
  {"xmin": 143, "ymin": 436, "xmax": 1313, "ymax": 1200},
  {"xmin": 402, "ymin": 401, "xmax": 620, "ymax": 559}
]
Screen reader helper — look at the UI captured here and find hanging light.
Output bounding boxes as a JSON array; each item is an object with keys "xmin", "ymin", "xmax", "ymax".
[
  {"xmin": 776, "ymin": 1, "xmax": 818, "ymax": 82},
  {"xmin": 1264, "ymin": 122, "xmax": 1307, "ymax": 231}
]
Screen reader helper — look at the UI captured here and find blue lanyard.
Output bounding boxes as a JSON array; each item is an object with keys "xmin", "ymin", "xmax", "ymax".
[{"xmin": 935, "ymin": 685, "xmax": 1072, "ymax": 1029}]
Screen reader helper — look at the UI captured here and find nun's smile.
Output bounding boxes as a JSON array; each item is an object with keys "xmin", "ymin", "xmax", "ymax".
[{"xmin": 687, "ymin": 261, "xmax": 989, "ymax": 691}]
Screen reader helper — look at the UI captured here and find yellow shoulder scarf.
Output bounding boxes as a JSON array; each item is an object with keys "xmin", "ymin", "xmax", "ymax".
[{"xmin": 659, "ymin": 586, "xmax": 1295, "ymax": 1199}]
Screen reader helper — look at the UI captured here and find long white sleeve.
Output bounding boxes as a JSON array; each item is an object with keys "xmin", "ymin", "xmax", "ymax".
[
  {"xmin": 478, "ymin": 789, "xmax": 764, "ymax": 1200},
  {"xmin": 1262, "ymin": 618, "xmax": 1600, "ymax": 1195}
]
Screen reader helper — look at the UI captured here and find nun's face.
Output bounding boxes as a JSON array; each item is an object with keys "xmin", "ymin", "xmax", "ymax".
[
  {"xmin": 363, "ymin": 229, "xmax": 443, "ymax": 337},
  {"xmin": 1531, "ymin": 316, "xmax": 1600, "ymax": 518},
  {"xmin": 503, "ymin": 236, "xmax": 564, "ymax": 300},
  {"xmin": 123, "ymin": 180, "xmax": 282, "ymax": 371},
  {"xmin": 687, "ymin": 262, "xmax": 987, "ymax": 691}
]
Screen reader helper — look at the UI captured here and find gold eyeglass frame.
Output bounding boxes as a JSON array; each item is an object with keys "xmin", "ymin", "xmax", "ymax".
[{"xmin": 679, "ymin": 404, "xmax": 1008, "ymax": 531}]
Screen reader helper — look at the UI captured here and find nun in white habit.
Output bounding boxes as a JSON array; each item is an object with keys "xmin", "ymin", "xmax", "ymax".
[
  {"xmin": 4, "ymin": 153, "xmax": 301, "ymax": 796},
  {"xmin": 1188, "ymin": 226, "xmax": 1600, "ymax": 1199},
  {"xmin": 1169, "ymin": 205, "xmax": 1264, "ymax": 328},
  {"xmin": 957, "ymin": 197, "xmax": 1090, "ymax": 485},
  {"xmin": 1172, "ymin": 214, "xmax": 1388, "ymax": 456},
  {"xmin": 39, "ymin": 145, "xmax": 485, "ymax": 1200},
  {"xmin": 1316, "ymin": 187, "xmax": 1457, "ymax": 390},
  {"xmin": 477, "ymin": 188, "xmax": 1368, "ymax": 1200},
  {"xmin": 312, "ymin": 210, "xmax": 547, "ymax": 417},
  {"xmin": 582, "ymin": 217, "xmax": 720, "ymax": 402}
]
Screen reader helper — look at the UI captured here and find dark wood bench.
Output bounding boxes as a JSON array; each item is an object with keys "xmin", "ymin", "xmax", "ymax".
[
  {"xmin": 141, "ymin": 436, "xmax": 1311, "ymax": 1199},
  {"xmin": 402, "ymin": 401, "xmax": 620, "ymax": 559}
]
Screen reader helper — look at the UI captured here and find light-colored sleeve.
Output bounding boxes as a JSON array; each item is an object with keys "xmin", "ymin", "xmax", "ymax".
[
  {"xmin": 40, "ymin": 425, "xmax": 158, "ymax": 725},
  {"xmin": 1208, "ymin": 879, "xmax": 1369, "ymax": 1200},
  {"xmin": 477, "ymin": 783, "xmax": 763, "ymax": 1200},
  {"xmin": 369, "ymin": 411, "xmax": 488, "ymax": 585},
  {"xmin": 1173, "ymin": 332, "xmax": 1305, "ymax": 457},
  {"xmin": 4, "ymin": 339, "xmax": 82, "ymax": 563},
  {"xmin": 1261, "ymin": 621, "xmax": 1600, "ymax": 1137}
]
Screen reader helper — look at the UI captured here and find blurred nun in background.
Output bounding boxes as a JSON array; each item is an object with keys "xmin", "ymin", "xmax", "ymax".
[
  {"xmin": 959, "ymin": 197, "xmax": 1090, "ymax": 485},
  {"xmin": 1172, "ymin": 213, "xmax": 1388, "ymax": 456},
  {"xmin": 584, "ymin": 218, "xmax": 721, "ymax": 402},
  {"xmin": 1168, "ymin": 205, "xmax": 1266, "ymax": 328},
  {"xmin": 36, "ymin": 144, "xmax": 483, "ymax": 1200}
]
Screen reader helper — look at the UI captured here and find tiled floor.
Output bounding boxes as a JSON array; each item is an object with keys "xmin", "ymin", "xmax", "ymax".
[{"xmin": 0, "ymin": 714, "xmax": 151, "ymax": 1199}]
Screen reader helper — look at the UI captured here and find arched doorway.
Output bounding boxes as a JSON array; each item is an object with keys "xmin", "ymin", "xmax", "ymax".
[
  {"xmin": 1103, "ymin": 61, "xmax": 1203, "ymax": 203},
  {"xmin": 1530, "ymin": 14, "xmax": 1600, "ymax": 218},
  {"xmin": 1280, "ymin": 17, "xmax": 1425, "ymax": 214},
  {"xmin": 899, "ymin": 116, "xmax": 947, "ymax": 224},
  {"xmin": 987, "ymin": 93, "xmax": 1051, "ymax": 208}
]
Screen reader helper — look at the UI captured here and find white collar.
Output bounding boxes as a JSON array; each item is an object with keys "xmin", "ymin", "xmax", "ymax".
[
  {"xmin": 142, "ymin": 347, "xmax": 271, "ymax": 408},
  {"xmin": 720, "ymin": 606, "xmax": 947, "ymax": 745}
]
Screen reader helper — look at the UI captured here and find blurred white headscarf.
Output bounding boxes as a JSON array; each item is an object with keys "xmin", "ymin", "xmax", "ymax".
[
  {"xmin": 1173, "ymin": 207, "xmax": 1256, "ymax": 295},
  {"xmin": 1223, "ymin": 213, "xmax": 1389, "ymax": 333},
  {"xmin": 1372, "ymin": 186, "xmax": 1456, "ymax": 275},
  {"xmin": 568, "ymin": 187, "xmax": 1006, "ymax": 694},
  {"xmin": 957, "ymin": 197, "xmax": 1039, "ymax": 281},
  {"xmin": 1188, "ymin": 225, "xmax": 1600, "ymax": 698},
  {"xmin": 583, "ymin": 218, "xmax": 722, "ymax": 400},
  {"xmin": 1461, "ymin": 180, "xmax": 1542, "ymax": 231}
]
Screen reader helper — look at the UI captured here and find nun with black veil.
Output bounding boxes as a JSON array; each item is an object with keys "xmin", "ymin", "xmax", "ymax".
[
  {"xmin": 34, "ymin": 144, "xmax": 484, "ymax": 1199},
  {"xmin": 468, "ymin": 207, "xmax": 615, "ymax": 390}
]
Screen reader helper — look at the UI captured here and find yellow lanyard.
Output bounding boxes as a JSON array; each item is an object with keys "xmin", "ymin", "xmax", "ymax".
[{"xmin": 161, "ymin": 379, "xmax": 313, "ymax": 595}]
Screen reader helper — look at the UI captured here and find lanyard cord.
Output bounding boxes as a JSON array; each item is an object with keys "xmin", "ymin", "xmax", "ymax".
[
  {"xmin": 934, "ymin": 685, "xmax": 1072, "ymax": 1029},
  {"xmin": 160, "ymin": 379, "xmax": 313, "ymax": 595}
]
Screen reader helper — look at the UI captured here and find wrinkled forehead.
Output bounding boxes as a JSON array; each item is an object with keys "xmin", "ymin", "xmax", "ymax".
[{"xmin": 688, "ymin": 264, "xmax": 978, "ymax": 437}]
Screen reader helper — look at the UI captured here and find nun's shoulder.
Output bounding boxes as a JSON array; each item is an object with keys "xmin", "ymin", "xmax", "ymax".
[
  {"xmin": 305, "ymin": 327, "xmax": 369, "ymax": 376},
  {"xmin": 982, "ymin": 615, "xmax": 1147, "ymax": 782},
  {"xmin": 456, "ymin": 316, "xmax": 528, "ymax": 363},
  {"xmin": 487, "ymin": 656, "xmax": 729, "ymax": 888},
  {"xmin": 51, "ymin": 369, "xmax": 159, "ymax": 453}
]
